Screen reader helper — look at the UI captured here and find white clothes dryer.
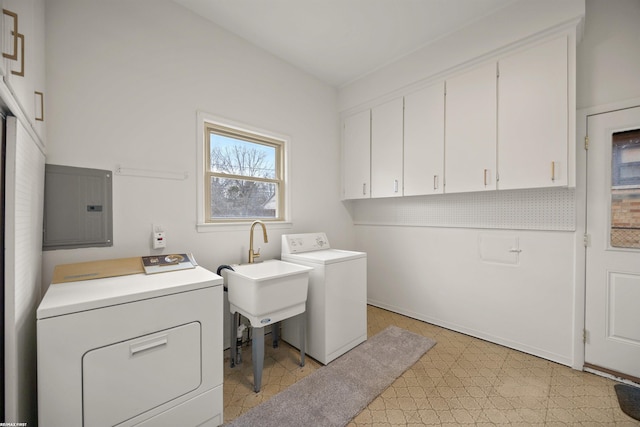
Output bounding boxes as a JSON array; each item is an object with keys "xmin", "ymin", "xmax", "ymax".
[
  {"xmin": 281, "ymin": 233, "xmax": 367, "ymax": 364},
  {"xmin": 37, "ymin": 265, "xmax": 224, "ymax": 427}
]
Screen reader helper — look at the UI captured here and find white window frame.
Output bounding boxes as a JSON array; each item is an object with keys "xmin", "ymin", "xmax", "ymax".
[{"xmin": 196, "ymin": 111, "xmax": 292, "ymax": 232}]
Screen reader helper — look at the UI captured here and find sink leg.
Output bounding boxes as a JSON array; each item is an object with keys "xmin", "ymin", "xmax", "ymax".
[
  {"xmin": 230, "ymin": 312, "xmax": 240, "ymax": 368},
  {"xmin": 252, "ymin": 326, "xmax": 264, "ymax": 393},
  {"xmin": 272, "ymin": 321, "xmax": 280, "ymax": 348},
  {"xmin": 230, "ymin": 311, "xmax": 236, "ymax": 367},
  {"xmin": 299, "ymin": 312, "xmax": 305, "ymax": 367}
]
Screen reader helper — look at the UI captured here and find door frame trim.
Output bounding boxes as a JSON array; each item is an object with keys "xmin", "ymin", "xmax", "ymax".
[
  {"xmin": 575, "ymin": 97, "xmax": 640, "ymax": 371},
  {"xmin": 584, "ymin": 363, "xmax": 640, "ymax": 385}
]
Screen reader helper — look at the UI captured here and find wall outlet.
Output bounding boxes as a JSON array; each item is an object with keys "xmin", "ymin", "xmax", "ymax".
[
  {"xmin": 151, "ymin": 224, "xmax": 166, "ymax": 249},
  {"xmin": 153, "ymin": 231, "xmax": 166, "ymax": 249}
]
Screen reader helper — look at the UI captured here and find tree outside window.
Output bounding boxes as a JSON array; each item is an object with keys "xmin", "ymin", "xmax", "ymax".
[{"xmin": 205, "ymin": 124, "xmax": 284, "ymax": 222}]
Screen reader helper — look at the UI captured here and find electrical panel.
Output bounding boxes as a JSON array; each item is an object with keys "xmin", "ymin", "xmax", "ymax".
[{"xmin": 43, "ymin": 164, "xmax": 113, "ymax": 250}]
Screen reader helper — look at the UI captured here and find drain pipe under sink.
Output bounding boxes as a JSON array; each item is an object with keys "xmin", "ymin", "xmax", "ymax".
[{"xmin": 216, "ymin": 264, "xmax": 245, "ymax": 366}]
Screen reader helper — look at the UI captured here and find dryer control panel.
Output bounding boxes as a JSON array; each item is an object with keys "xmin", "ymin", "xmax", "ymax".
[{"xmin": 282, "ymin": 233, "xmax": 330, "ymax": 254}]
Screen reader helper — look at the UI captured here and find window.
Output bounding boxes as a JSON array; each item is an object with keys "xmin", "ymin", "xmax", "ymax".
[
  {"xmin": 202, "ymin": 120, "xmax": 285, "ymax": 223},
  {"xmin": 611, "ymin": 129, "xmax": 640, "ymax": 248},
  {"xmin": 612, "ymin": 129, "xmax": 640, "ymax": 188}
]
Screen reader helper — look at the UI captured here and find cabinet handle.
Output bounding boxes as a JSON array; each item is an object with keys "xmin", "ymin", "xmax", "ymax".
[
  {"xmin": 362, "ymin": 183, "xmax": 366, "ymax": 195},
  {"xmin": 35, "ymin": 91, "xmax": 44, "ymax": 121},
  {"xmin": 433, "ymin": 175, "xmax": 438, "ymax": 190},
  {"xmin": 551, "ymin": 161, "xmax": 556, "ymax": 182},
  {"xmin": 394, "ymin": 179, "xmax": 398, "ymax": 193},
  {"xmin": 2, "ymin": 9, "xmax": 18, "ymax": 61},
  {"xmin": 130, "ymin": 335, "xmax": 168, "ymax": 356},
  {"xmin": 483, "ymin": 169, "xmax": 489, "ymax": 187},
  {"xmin": 11, "ymin": 32, "xmax": 24, "ymax": 77}
]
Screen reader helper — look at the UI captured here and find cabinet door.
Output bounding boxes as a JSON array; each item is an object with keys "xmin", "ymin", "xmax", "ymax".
[
  {"xmin": 445, "ymin": 62, "xmax": 497, "ymax": 193},
  {"xmin": 31, "ymin": 0, "xmax": 45, "ymax": 141},
  {"xmin": 498, "ymin": 36, "xmax": 568, "ymax": 189},
  {"xmin": 371, "ymin": 97, "xmax": 403, "ymax": 198},
  {"xmin": 2, "ymin": 0, "xmax": 44, "ymax": 142},
  {"xmin": 0, "ymin": 0, "xmax": 6, "ymax": 76},
  {"xmin": 3, "ymin": 0, "xmax": 33, "ymax": 114},
  {"xmin": 404, "ymin": 82, "xmax": 445, "ymax": 196},
  {"xmin": 342, "ymin": 110, "xmax": 371, "ymax": 200}
]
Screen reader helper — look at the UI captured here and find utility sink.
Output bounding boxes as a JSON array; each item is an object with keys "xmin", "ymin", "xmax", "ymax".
[{"xmin": 226, "ymin": 259, "xmax": 313, "ymax": 328}]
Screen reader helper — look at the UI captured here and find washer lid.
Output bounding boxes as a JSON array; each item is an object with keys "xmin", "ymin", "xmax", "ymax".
[{"xmin": 283, "ymin": 249, "xmax": 366, "ymax": 264}]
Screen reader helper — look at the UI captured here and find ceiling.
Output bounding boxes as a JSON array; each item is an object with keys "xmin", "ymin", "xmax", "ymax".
[{"xmin": 172, "ymin": 0, "xmax": 515, "ymax": 87}]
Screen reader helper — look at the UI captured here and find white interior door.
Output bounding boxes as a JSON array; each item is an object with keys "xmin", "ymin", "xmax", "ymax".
[{"xmin": 585, "ymin": 106, "xmax": 640, "ymax": 381}]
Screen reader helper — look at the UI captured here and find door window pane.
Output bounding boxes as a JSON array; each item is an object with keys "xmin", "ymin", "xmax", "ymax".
[{"xmin": 611, "ymin": 129, "xmax": 640, "ymax": 248}]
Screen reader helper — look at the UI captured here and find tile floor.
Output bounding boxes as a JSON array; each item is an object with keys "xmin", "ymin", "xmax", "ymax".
[{"xmin": 223, "ymin": 305, "xmax": 640, "ymax": 426}]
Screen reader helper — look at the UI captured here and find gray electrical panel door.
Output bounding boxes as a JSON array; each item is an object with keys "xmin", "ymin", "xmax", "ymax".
[{"xmin": 43, "ymin": 164, "xmax": 113, "ymax": 250}]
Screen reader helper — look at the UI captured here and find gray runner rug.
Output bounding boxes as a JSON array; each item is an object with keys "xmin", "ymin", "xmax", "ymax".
[
  {"xmin": 614, "ymin": 383, "xmax": 640, "ymax": 421},
  {"xmin": 225, "ymin": 325, "xmax": 436, "ymax": 427}
]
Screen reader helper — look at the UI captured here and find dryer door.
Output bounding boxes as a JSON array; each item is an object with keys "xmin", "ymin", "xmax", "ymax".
[{"xmin": 83, "ymin": 322, "xmax": 201, "ymax": 426}]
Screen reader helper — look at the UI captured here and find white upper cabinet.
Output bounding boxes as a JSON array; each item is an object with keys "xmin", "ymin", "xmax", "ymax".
[
  {"xmin": 2, "ymin": 0, "xmax": 45, "ymax": 143},
  {"xmin": 497, "ymin": 36, "xmax": 568, "ymax": 190},
  {"xmin": 371, "ymin": 97, "xmax": 403, "ymax": 198},
  {"xmin": 340, "ymin": 28, "xmax": 576, "ymax": 200},
  {"xmin": 3, "ymin": 0, "xmax": 33, "ymax": 110},
  {"xmin": 404, "ymin": 82, "xmax": 445, "ymax": 196},
  {"xmin": 342, "ymin": 109, "xmax": 371, "ymax": 200},
  {"xmin": 445, "ymin": 62, "xmax": 497, "ymax": 193}
]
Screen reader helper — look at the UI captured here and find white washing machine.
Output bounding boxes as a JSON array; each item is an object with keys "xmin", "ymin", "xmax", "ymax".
[
  {"xmin": 37, "ymin": 265, "xmax": 224, "ymax": 427},
  {"xmin": 281, "ymin": 233, "xmax": 367, "ymax": 364}
]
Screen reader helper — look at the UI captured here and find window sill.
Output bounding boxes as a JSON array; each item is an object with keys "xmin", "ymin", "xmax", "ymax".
[{"xmin": 196, "ymin": 221, "xmax": 293, "ymax": 233}]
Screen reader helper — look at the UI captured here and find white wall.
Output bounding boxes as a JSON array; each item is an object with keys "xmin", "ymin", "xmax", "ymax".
[
  {"xmin": 42, "ymin": 0, "xmax": 353, "ymax": 290},
  {"xmin": 339, "ymin": 0, "xmax": 585, "ymax": 112},
  {"xmin": 41, "ymin": 0, "xmax": 640, "ymax": 372},
  {"xmin": 338, "ymin": 0, "xmax": 640, "ymax": 367},
  {"xmin": 338, "ymin": 0, "xmax": 587, "ymax": 366},
  {"xmin": 348, "ymin": 190, "xmax": 579, "ymax": 365},
  {"xmin": 577, "ymin": 0, "xmax": 640, "ymax": 109},
  {"xmin": 572, "ymin": 0, "xmax": 640, "ymax": 369},
  {"xmin": 360, "ymin": 227, "xmax": 575, "ymax": 365}
]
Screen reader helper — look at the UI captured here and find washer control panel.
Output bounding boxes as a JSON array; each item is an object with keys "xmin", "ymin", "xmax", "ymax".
[{"xmin": 282, "ymin": 233, "xmax": 330, "ymax": 254}]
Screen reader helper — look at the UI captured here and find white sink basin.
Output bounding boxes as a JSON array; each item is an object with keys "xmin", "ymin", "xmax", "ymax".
[{"xmin": 226, "ymin": 260, "xmax": 313, "ymax": 327}]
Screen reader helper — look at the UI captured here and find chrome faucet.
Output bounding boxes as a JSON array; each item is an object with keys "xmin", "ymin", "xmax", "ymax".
[{"xmin": 248, "ymin": 220, "xmax": 268, "ymax": 263}]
